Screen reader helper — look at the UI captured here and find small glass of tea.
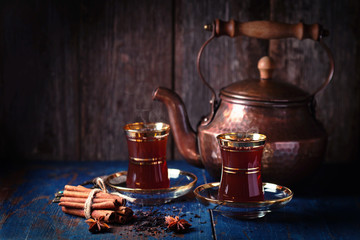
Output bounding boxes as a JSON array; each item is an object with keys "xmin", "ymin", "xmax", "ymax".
[
  {"xmin": 124, "ymin": 122, "xmax": 170, "ymax": 189},
  {"xmin": 216, "ymin": 132, "xmax": 266, "ymax": 202}
]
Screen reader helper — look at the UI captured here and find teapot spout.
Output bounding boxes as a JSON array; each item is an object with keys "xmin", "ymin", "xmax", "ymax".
[{"xmin": 152, "ymin": 87, "xmax": 203, "ymax": 167}]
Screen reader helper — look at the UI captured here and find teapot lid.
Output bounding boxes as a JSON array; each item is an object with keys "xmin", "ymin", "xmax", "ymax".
[{"xmin": 220, "ymin": 56, "xmax": 311, "ymax": 106}]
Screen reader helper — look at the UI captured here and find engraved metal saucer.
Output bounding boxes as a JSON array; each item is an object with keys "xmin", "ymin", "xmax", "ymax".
[
  {"xmin": 194, "ymin": 182, "xmax": 293, "ymax": 219},
  {"xmin": 105, "ymin": 168, "xmax": 197, "ymax": 205}
]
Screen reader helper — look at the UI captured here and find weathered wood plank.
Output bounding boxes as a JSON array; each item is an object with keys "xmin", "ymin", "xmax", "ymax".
[
  {"xmin": 269, "ymin": 0, "xmax": 360, "ymax": 164},
  {"xmin": 2, "ymin": 161, "xmax": 359, "ymax": 239},
  {"xmin": 0, "ymin": 161, "xmax": 213, "ymax": 239},
  {"xmin": 0, "ymin": 0, "xmax": 359, "ymax": 165},
  {"xmin": 0, "ymin": 0, "xmax": 80, "ymax": 160},
  {"xmin": 212, "ymin": 196, "xmax": 360, "ymax": 239},
  {"xmin": 205, "ymin": 161, "xmax": 360, "ymax": 239},
  {"xmin": 174, "ymin": 0, "xmax": 270, "ymax": 159},
  {"xmin": 78, "ymin": 0, "xmax": 172, "ymax": 160}
]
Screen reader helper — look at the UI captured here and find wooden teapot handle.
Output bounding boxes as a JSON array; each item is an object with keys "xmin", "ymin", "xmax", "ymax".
[
  {"xmin": 198, "ymin": 19, "xmax": 334, "ymax": 126},
  {"xmin": 207, "ymin": 19, "xmax": 329, "ymax": 40}
]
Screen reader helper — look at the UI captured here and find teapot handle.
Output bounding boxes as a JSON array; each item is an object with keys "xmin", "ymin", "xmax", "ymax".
[
  {"xmin": 197, "ymin": 19, "xmax": 334, "ymax": 125},
  {"xmin": 207, "ymin": 19, "xmax": 327, "ymax": 40}
]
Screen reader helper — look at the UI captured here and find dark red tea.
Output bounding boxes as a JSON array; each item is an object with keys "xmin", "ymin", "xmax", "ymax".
[
  {"xmin": 124, "ymin": 122, "xmax": 170, "ymax": 189},
  {"xmin": 217, "ymin": 133, "xmax": 266, "ymax": 202}
]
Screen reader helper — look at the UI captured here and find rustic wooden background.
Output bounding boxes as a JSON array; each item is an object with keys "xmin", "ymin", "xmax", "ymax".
[{"xmin": 1, "ymin": 0, "xmax": 359, "ymax": 165}]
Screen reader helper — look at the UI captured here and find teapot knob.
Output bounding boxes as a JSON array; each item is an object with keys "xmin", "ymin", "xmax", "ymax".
[{"xmin": 258, "ymin": 56, "xmax": 275, "ymax": 80}]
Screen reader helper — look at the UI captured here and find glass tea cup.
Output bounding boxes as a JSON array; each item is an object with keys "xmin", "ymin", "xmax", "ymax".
[
  {"xmin": 216, "ymin": 132, "xmax": 266, "ymax": 202},
  {"xmin": 124, "ymin": 122, "xmax": 170, "ymax": 189}
]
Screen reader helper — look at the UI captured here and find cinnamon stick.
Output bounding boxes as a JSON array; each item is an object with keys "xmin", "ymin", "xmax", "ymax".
[
  {"xmin": 62, "ymin": 190, "xmax": 125, "ymax": 205},
  {"xmin": 59, "ymin": 185, "xmax": 132, "ymax": 224},
  {"xmin": 65, "ymin": 185, "xmax": 94, "ymax": 192},
  {"xmin": 59, "ymin": 200, "xmax": 121, "ymax": 210},
  {"xmin": 61, "ymin": 207, "xmax": 133, "ymax": 224},
  {"xmin": 60, "ymin": 197, "xmax": 114, "ymax": 204},
  {"xmin": 116, "ymin": 206, "xmax": 134, "ymax": 216}
]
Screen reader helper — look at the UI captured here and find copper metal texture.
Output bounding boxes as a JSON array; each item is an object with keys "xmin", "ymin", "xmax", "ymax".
[
  {"xmin": 197, "ymin": 100, "xmax": 327, "ymax": 184},
  {"xmin": 153, "ymin": 19, "xmax": 334, "ymax": 185},
  {"xmin": 152, "ymin": 88, "xmax": 202, "ymax": 167}
]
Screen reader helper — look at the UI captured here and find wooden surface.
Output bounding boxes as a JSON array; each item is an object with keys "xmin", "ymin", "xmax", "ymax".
[
  {"xmin": 269, "ymin": 0, "xmax": 360, "ymax": 164},
  {"xmin": 0, "ymin": 0, "xmax": 81, "ymax": 160},
  {"xmin": 1, "ymin": 0, "xmax": 360, "ymax": 165},
  {"xmin": 0, "ymin": 161, "xmax": 359, "ymax": 239},
  {"xmin": 78, "ymin": 0, "xmax": 172, "ymax": 160}
]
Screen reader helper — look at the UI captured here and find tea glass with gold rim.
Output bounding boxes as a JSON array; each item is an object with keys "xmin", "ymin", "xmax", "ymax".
[
  {"xmin": 216, "ymin": 132, "xmax": 266, "ymax": 202},
  {"xmin": 124, "ymin": 122, "xmax": 170, "ymax": 189}
]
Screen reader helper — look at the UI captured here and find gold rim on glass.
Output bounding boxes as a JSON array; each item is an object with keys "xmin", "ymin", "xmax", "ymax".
[
  {"xmin": 105, "ymin": 168, "xmax": 197, "ymax": 193},
  {"xmin": 124, "ymin": 122, "xmax": 170, "ymax": 139},
  {"xmin": 193, "ymin": 182, "xmax": 293, "ymax": 207},
  {"xmin": 216, "ymin": 132, "xmax": 266, "ymax": 148},
  {"xmin": 223, "ymin": 166, "xmax": 260, "ymax": 175}
]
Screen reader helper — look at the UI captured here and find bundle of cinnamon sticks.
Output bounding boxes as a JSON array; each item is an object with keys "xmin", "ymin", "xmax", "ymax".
[{"xmin": 59, "ymin": 185, "xmax": 133, "ymax": 224}]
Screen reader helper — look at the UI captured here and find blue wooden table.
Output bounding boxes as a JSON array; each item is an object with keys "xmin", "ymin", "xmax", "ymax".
[{"xmin": 0, "ymin": 160, "xmax": 359, "ymax": 239}]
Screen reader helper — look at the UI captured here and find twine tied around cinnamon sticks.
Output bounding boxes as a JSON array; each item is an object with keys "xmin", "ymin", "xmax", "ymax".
[
  {"xmin": 84, "ymin": 188, "xmax": 101, "ymax": 219},
  {"xmin": 82, "ymin": 178, "xmax": 124, "ymax": 219},
  {"xmin": 58, "ymin": 178, "xmax": 133, "ymax": 224}
]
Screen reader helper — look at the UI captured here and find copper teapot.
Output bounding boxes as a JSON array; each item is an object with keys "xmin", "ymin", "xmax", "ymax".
[{"xmin": 153, "ymin": 19, "xmax": 334, "ymax": 185}]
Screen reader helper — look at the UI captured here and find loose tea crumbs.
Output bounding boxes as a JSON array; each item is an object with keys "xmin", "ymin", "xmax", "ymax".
[{"xmin": 132, "ymin": 209, "xmax": 167, "ymax": 233}]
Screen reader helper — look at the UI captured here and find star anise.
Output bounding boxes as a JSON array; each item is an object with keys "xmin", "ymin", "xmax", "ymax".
[
  {"xmin": 165, "ymin": 216, "xmax": 191, "ymax": 233},
  {"xmin": 85, "ymin": 216, "xmax": 110, "ymax": 233}
]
